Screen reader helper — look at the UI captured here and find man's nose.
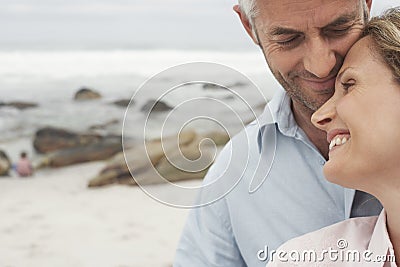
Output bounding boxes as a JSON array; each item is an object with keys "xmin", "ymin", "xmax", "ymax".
[
  {"xmin": 303, "ymin": 37, "xmax": 336, "ymax": 78},
  {"xmin": 311, "ymin": 96, "xmax": 336, "ymax": 131}
]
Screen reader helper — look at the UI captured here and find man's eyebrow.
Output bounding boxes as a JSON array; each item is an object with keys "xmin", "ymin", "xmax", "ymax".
[
  {"xmin": 267, "ymin": 12, "xmax": 360, "ymax": 37},
  {"xmin": 323, "ymin": 12, "xmax": 360, "ymax": 28},
  {"xmin": 268, "ymin": 27, "xmax": 301, "ymax": 37}
]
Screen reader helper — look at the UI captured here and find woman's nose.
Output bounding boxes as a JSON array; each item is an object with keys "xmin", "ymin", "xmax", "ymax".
[{"xmin": 311, "ymin": 97, "xmax": 336, "ymax": 131}]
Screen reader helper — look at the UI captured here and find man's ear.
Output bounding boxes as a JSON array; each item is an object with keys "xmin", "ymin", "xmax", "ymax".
[{"xmin": 233, "ymin": 5, "xmax": 259, "ymax": 45}]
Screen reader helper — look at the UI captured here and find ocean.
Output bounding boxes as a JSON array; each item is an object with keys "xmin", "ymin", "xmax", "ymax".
[{"xmin": 0, "ymin": 49, "xmax": 278, "ymax": 161}]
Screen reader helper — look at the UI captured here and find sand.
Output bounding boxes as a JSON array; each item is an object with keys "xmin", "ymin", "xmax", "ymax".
[{"xmin": 0, "ymin": 161, "xmax": 198, "ymax": 267}]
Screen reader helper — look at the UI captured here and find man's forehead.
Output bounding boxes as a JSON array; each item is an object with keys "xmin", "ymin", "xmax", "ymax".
[
  {"xmin": 255, "ymin": 0, "xmax": 362, "ymax": 29},
  {"xmin": 256, "ymin": 0, "xmax": 360, "ymax": 12}
]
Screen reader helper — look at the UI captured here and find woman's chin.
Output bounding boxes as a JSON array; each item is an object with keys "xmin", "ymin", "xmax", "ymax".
[{"xmin": 323, "ymin": 164, "xmax": 354, "ymax": 189}]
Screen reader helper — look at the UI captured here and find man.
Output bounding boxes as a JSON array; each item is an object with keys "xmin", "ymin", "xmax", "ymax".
[{"xmin": 174, "ymin": 0, "xmax": 382, "ymax": 266}]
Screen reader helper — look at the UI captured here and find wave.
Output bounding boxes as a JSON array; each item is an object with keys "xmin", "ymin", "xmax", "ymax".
[{"xmin": 0, "ymin": 49, "xmax": 266, "ymax": 80}]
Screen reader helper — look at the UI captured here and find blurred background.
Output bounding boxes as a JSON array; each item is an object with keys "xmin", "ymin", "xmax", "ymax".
[{"xmin": 0, "ymin": 0, "xmax": 397, "ymax": 266}]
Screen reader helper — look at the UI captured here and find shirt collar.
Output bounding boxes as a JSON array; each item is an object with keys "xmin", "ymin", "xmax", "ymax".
[
  {"xmin": 344, "ymin": 188, "xmax": 356, "ymax": 219},
  {"xmin": 368, "ymin": 210, "xmax": 397, "ymax": 266},
  {"xmin": 257, "ymin": 87, "xmax": 298, "ymax": 152},
  {"xmin": 257, "ymin": 88, "xmax": 357, "ymax": 215}
]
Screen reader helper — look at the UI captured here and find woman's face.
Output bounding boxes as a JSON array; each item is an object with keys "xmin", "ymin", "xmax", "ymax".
[{"xmin": 311, "ymin": 36, "xmax": 400, "ymax": 191}]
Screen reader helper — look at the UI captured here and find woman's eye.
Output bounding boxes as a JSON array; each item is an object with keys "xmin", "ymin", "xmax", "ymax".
[{"xmin": 341, "ymin": 81, "xmax": 355, "ymax": 91}]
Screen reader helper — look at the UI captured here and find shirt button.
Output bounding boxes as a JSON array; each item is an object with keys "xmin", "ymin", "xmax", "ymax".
[{"xmin": 319, "ymin": 159, "xmax": 325, "ymax": 165}]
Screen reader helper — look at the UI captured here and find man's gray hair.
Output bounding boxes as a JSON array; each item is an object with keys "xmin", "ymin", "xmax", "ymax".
[
  {"xmin": 239, "ymin": 0, "xmax": 369, "ymax": 30},
  {"xmin": 238, "ymin": 0, "xmax": 258, "ymax": 26}
]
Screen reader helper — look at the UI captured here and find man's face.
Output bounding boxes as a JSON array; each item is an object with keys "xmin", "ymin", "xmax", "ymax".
[{"xmin": 252, "ymin": 0, "xmax": 369, "ymax": 112}]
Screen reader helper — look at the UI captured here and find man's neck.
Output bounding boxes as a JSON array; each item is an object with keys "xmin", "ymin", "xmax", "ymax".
[{"xmin": 291, "ymin": 100, "xmax": 329, "ymax": 159}]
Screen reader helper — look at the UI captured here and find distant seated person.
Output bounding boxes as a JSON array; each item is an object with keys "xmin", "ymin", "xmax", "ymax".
[{"xmin": 16, "ymin": 152, "xmax": 33, "ymax": 177}]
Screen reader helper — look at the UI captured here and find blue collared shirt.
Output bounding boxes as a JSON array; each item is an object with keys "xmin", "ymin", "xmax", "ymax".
[{"xmin": 174, "ymin": 88, "xmax": 381, "ymax": 267}]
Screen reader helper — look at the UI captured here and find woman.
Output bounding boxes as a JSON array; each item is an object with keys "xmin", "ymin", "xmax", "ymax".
[{"xmin": 268, "ymin": 7, "xmax": 400, "ymax": 266}]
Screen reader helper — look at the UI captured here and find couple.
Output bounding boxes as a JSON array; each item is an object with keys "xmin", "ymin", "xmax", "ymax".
[
  {"xmin": 267, "ymin": 7, "xmax": 400, "ymax": 266},
  {"xmin": 174, "ymin": 1, "xmax": 399, "ymax": 266}
]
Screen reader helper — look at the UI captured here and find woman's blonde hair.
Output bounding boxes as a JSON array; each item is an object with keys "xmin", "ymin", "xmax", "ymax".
[{"xmin": 362, "ymin": 7, "xmax": 400, "ymax": 83}]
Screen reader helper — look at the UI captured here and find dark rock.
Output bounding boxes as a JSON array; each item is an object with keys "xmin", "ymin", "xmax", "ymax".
[
  {"xmin": 202, "ymin": 81, "xmax": 247, "ymax": 91},
  {"xmin": 222, "ymin": 95, "xmax": 235, "ymax": 101},
  {"xmin": 0, "ymin": 150, "xmax": 11, "ymax": 176},
  {"xmin": 202, "ymin": 83, "xmax": 227, "ymax": 90},
  {"xmin": 88, "ymin": 165, "xmax": 133, "ymax": 187},
  {"xmin": 47, "ymin": 136, "xmax": 122, "ymax": 167},
  {"xmin": 89, "ymin": 119, "xmax": 119, "ymax": 130},
  {"xmin": 140, "ymin": 99, "xmax": 173, "ymax": 113},
  {"xmin": 112, "ymin": 99, "xmax": 132, "ymax": 108},
  {"xmin": 0, "ymin": 101, "xmax": 38, "ymax": 110},
  {"xmin": 74, "ymin": 87, "xmax": 102, "ymax": 100},
  {"xmin": 229, "ymin": 81, "xmax": 248, "ymax": 88},
  {"xmin": 33, "ymin": 127, "xmax": 102, "ymax": 154}
]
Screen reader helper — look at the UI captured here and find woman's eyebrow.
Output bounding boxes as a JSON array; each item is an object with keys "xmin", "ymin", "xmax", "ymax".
[{"xmin": 336, "ymin": 67, "xmax": 351, "ymax": 82}]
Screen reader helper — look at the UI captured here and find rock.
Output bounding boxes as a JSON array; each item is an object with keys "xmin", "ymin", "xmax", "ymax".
[
  {"xmin": 33, "ymin": 127, "xmax": 102, "ymax": 154},
  {"xmin": 229, "ymin": 81, "xmax": 248, "ymax": 88},
  {"xmin": 202, "ymin": 81, "xmax": 247, "ymax": 91},
  {"xmin": 154, "ymin": 141, "xmax": 214, "ymax": 184},
  {"xmin": 222, "ymin": 95, "xmax": 235, "ymax": 101},
  {"xmin": 33, "ymin": 127, "xmax": 125, "ymax": 167},
  {"xmin": 89, "ymin": 119, "xmax": 119, "ymax": 130},
  {"xmin": 200, "ymin": 131, "xmax": 230, "ymax": 146},
  {"xmin": 74, "ymin": 87, "xmax": 102, "ymax": 100},
  {"xmin": 88, "ymin": 131, "xmax": 198, "ymax": 187},
  {"xmin": 112, "ymin": 99, "xmax": 132, "ymax": 108},
  {"xmin": 88, "ymin": 165, "xmax": 133, "ymax": 187},
  {"xmin": 0, "ymin": 101, "xmax": 38, "ymax": 110},
  {"xmin": 202, "ymin": 83, "xmax": 227, "ymax": 90},
  {"xmin": 47, "ymin": 136, "xmax": 122, "ymax": 167},
  {"xmin": 88, "ymin": 130, "xmax": 229, "ymax": 187},
  {"xmin": 140, "ymin": 99, "xmax": 173, "ymax": 113},
  {"xmin": 0, "ymin": 150, "xmax": 11, "ymax": 176}
]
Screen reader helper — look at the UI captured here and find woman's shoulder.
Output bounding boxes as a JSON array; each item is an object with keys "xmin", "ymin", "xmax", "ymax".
[
  {"xmin": 267, "ymin": 216, "xmax": 379, "ymax": 266},
  {"xmin": 284, "ymin": 216, "xmax": 378, "ymax": 249}
]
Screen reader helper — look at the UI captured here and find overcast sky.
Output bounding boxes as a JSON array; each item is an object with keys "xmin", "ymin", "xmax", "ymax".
[{"xmin": 0, "ymin": 0, "xmax": 397, "ymax": 50}]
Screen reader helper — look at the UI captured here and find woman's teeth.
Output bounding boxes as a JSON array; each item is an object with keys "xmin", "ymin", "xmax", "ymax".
[{"xmin": 329, "ymin": 136, "xmax": 349, "ymax": 151}]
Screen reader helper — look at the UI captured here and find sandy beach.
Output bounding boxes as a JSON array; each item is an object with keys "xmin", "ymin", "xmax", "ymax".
[{"xmin": 0, "ymin": 160, "xmax": 198, "ymax": 267}]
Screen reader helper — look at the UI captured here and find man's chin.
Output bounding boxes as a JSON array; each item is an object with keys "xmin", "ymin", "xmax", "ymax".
[{"xmin": 306, "ymin": 87, "xmax": 335, "ymax": 109}]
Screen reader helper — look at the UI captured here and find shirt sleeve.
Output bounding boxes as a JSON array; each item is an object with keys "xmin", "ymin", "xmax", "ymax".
[
  {"xmin": 173, "ymin": 143, "xmax": 247, "ymax": 267},
  {"xmin": 173, "ymin": 198, "xmax": 246, "ymax": 267}
]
